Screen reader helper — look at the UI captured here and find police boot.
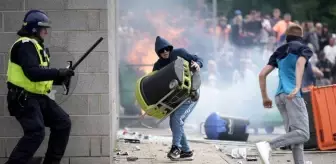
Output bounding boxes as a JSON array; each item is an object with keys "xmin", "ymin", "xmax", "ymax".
[
  {"xmin": 42, "ymin": 158, "xmax": 61, "ymax": 164},
  {"xmin": 27, "ymin": 157, "xmax": 43, "ymax": 164}
]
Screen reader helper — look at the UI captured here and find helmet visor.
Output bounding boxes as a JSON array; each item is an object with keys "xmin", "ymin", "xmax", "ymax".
[{"xmin": 38, "ymin": 21, "xmax": 51, "ymax": 28}]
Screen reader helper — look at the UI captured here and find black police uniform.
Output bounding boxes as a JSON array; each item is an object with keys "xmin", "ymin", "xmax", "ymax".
[{"xmin": 6, "ymin": 10, "xmax": 73, "ymax": 164}]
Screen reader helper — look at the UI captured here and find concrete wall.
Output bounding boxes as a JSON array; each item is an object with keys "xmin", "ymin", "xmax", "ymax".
[{"xmin": 0, "ymin": 0, "xmax": 112, "ymax": 163}]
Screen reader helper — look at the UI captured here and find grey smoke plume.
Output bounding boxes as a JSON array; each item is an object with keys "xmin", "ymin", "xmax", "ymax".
[{"xmin": 119, "ymin": 0, "xmax": 282, "ymax": 130}]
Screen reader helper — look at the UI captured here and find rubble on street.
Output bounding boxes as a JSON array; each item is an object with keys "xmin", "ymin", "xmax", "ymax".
[{"xmin": 113, "ymin": 128, "xmax": 336, "ymax": 164}]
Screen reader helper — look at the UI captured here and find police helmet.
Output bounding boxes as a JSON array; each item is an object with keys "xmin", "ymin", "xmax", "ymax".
[{"xmin": 23, "ymin": 10, "xmax": 51, "ymax": 34}]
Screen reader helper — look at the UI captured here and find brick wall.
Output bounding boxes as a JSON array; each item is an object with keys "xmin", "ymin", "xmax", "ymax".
[{"xmin": 0, "ymin": 0, "xmax": 111, "ymax": 163}]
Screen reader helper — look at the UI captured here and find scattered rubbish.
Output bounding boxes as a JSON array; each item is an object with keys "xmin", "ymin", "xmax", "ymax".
[
  {"xmin": 287, "ymin": 160, "xmax": 291, "ymax": 162},
  {"xmin": 118, "ymin": 128, "xmax": 155, "ymax": 144},
  {"xmin": 214, "ymin": 145, "xmax": 225, "ymax": 152},
  {"xmin": 305, "ymin": 161, "xmax": 312, "ymax": 164},
  {"xmin": 237, "ymin": 160, "xmax": 243, "ymax": 164},
  {"xmin": 124, "ymin": 139, "xmax": 141, "ymax": 143},
  {"xmin": 123, "ymin": 128, "xmax": 129, "ymax": 133},
  {"xmin": 246, "ymin": 157, "xmax": 257, "ymax": 161},
  {"xmin": 231, "ymin": 148, "xmax": 247, "ymax": 159},
  {"xmin": 163, "ymin": 143, "xmax": 168, "ymax": 146},
  {"xmin": 133, "ymin": 146, "xmax": 141, "ymax": 151},
  {"xmin": 126, "ymin": 156, "xmax": 139, "ymax": 161},
  {"xmin": 117, "ymin": 152, "xmax": 128, "ymax": 156}
]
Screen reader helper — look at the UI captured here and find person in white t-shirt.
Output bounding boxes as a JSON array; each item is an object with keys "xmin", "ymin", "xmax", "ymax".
[
  {"xmin": 232, "ymin": 58, "xmax": 257, "ymax": 84},
  {"xmin": 323, "ymin": 37, "xmax": 336, "ymax": 64}
]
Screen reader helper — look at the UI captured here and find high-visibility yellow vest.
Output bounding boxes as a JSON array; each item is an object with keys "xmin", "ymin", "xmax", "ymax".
[{"xmin": 7, "ymin": 37, "xmax": 53, "ymax": 95}]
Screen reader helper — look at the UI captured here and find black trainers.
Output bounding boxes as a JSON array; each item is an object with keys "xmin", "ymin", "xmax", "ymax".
[
  {"xmin": 167, "ymin": 145, "xmax": 181, "ymax": 160},
  {"xmin": 180, "ymin": 151, "xmax": 194, "ymax": 160}
]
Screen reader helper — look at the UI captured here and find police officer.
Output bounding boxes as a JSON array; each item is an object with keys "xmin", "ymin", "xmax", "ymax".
[{"xmin": 5, "ymin": 10, "xmax": 74, "ymax": 164}]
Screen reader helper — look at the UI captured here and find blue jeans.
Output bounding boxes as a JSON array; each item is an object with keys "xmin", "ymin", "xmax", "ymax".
[{"xmin": 169, "ymin": 101, "xmax": 196, "ymax": 152}]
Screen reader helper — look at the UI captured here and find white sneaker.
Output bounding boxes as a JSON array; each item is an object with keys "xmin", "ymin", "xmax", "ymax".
[{"xmin": 256, "ymin": 141, "xmax": 272, "ymax": 164}]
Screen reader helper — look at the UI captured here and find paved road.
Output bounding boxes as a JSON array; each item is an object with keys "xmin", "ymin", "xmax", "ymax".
[{"xmin": 114, "ymin": 128, "xmax": 336, "ymax": 164}]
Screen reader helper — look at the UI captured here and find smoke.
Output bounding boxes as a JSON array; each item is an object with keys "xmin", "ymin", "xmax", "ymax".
[
  {"xmin": 119, "ymin": 0, "xmax": 282, "ymax": 129},
  {"xmin": 118, "ymin": 0, "xmax": 215, "ymax": 59},
  {"xmin": 186, "ymin": 69, "xmax": 280, "ymax": 128}
]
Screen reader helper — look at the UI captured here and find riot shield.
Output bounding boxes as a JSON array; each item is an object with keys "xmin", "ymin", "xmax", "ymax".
[{"xmin": 47, "ymin": 46, "xmax": 79, "ymax": 105}]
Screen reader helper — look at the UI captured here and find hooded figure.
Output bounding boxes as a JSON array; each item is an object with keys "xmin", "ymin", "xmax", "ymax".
[
  {"xmin": 152, "ymin": 36, "xmax": 203, "ymax": 161},
  {"xmin": 153, "ymin": 36, "xmax": 203, "ymax": 71}
]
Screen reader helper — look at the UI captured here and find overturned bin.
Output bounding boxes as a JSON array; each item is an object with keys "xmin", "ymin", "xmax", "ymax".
[{"xmin": 201, "ymin": 112, "xmax": 250, "ymax": 141}]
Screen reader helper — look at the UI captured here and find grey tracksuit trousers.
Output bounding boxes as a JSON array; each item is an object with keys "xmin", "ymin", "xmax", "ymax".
[{"xmin": 269, "ymin": 93, "xmax": 310, "ymax": 164}]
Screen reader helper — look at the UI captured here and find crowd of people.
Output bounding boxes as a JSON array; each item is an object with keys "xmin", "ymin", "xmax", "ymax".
[
  {"xmin": 207, "ymin": 8, "xmax": 336, "ymax": 87},
  {"xmin": 117, "ymin": 5, "xmax": 335, "ymax": 163},
  {"xmin": 117, "ymin": 5, "xmax": 336, "ymax": 115}
]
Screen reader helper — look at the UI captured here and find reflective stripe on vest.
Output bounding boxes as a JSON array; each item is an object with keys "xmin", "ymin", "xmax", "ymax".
[{"xmin": 7, "ymin": 37, "xmax": 53, "ymax": 95}]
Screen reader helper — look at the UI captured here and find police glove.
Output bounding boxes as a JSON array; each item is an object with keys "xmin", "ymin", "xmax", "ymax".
[{"xmin": 58, "ymin": 68, "xmax": 75, "ymax": 77}]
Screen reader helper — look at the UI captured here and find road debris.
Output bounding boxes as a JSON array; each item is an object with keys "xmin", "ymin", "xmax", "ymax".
[
  {"xmin": 117, "ymin": 128, "xmax": 156, "ymax": 144},
  {"xmin": 214, "ymin": 145, "xmax": 225, "ymax": 152},
  {"xmin": 246, "ymin": 156, "xmax": 257, "ymax": 161},
  {"xmin": 116, "ymin": 151, "xmax": 128, "ymax": 156},
  {"xmin": 126, "ymin": 156, "xmax": 139, "ymax": 161},
  {"xmin": 124, "ymin": 138, "xmax": 141, "ymax": 143},
  {"xmin": 133, "ymin": 146, "xmax": 141, "ymax": 151},
  {"xmin": 231, "ymin": 148, "xmax": 247, "ymax": 159}
]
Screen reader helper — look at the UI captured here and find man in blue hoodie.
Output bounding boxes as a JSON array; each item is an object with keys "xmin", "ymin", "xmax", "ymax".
[{"xmin": 153, "ymin": 36, "xmax": 203, "ymax": 160}]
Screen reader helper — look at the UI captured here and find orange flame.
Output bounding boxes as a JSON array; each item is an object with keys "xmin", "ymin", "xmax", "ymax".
[
  {"xmin": 126, "ymin": 12, "xmax": 188, "ymax": 74},
  {"xmin": 127, "ymin": 35, "xmax": 156, "ymax": 74},
  {"xmin": 127, "ymin": 11, "xmax": 190, "ymax": 115}
]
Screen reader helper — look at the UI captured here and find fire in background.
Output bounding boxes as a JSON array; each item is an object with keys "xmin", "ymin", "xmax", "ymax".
[
  {"xmin": 117, "ymin": 0, "xmax": 218, "ymax": 116},
  {"xmin": 119, "ymin": 0, "xmax": 217, "ymax": 74}
]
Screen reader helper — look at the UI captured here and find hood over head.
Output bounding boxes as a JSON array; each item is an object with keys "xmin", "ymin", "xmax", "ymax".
[{"xmin": 154, "ymin": 36, "xmax": 173, "ymax": 57}]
